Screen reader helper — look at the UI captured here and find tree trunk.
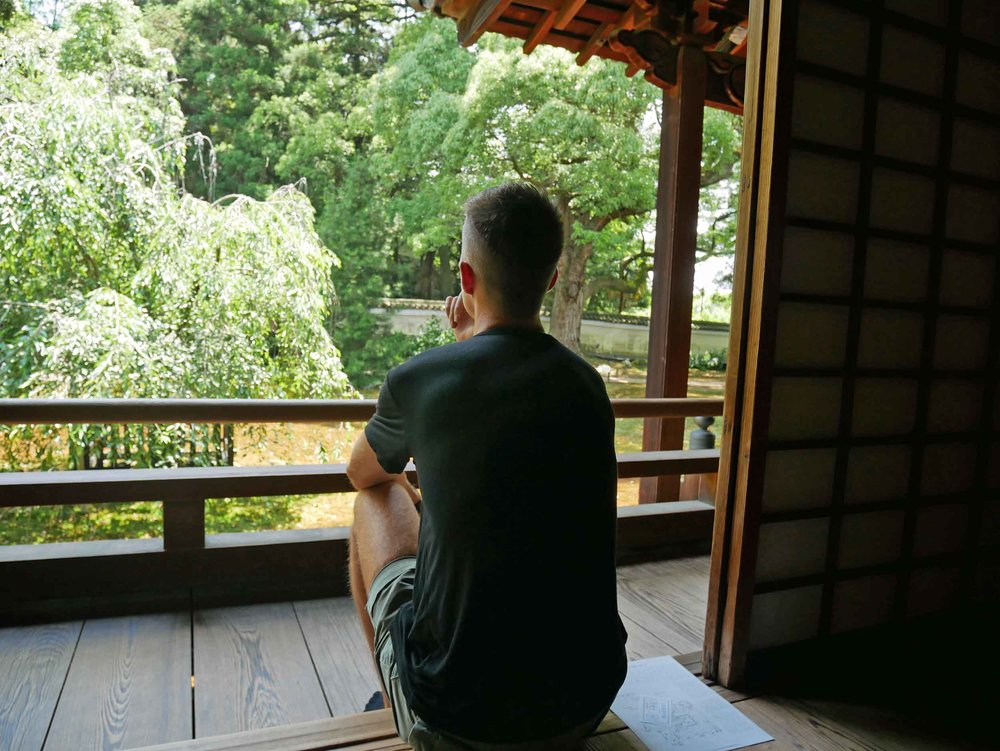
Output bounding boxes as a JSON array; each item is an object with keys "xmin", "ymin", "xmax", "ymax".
[
  {"xmin": 415, "ymin": 252, "xmax": 434, "ymax": 299},
  {"xmin": 434, "ymin": 245, "xmax": 455, "ymax": 298},
  {"xmin": 549, "ymin": 239, "xmax": 592, "ymax": 352}
]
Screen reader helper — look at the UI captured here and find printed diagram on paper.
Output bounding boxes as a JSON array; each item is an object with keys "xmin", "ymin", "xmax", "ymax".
[{"xmin": 610, "ymin": 657, "xmax": 773, "ymax": 751}]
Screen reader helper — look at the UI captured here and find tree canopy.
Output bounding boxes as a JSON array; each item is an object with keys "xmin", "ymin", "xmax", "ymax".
[{"xmin": 1, "ymin": 2, "xmax": 351, "ymax": 451}]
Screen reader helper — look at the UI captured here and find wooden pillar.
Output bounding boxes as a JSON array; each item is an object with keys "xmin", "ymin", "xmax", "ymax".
[{"xmin": 640, "ymin": 46, "xmax": 706, "ymax": 503}]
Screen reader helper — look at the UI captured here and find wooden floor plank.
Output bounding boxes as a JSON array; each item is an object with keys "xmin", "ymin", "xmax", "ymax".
[
  {"xmin": 617, "ymin": 606, "xmax": 676, "ymax": 661},
  {"xmin": 44, "ymin": 613, "xmax": 191, "ymax": 751},
  {"xmin": 0, "ymin": 621, "xmax": 81, "ymax": 751},
  {"xmin": 193, "ymin": 602, "xmax": 330, "ymax": 738},
  {"xmin": 130, "ymin": 710, "xmax": 398, "ymax": 751},
  {"xmin": 616, "ymin": 567, "xmax": 706, "ymax": 655},
  {"xmin": 734, "ymin": 695, "xmax": 985, "ymax": 751},
  {"xmin": 794, "ymin": 697, "xmax": 989, "ymax": 751},
  {"xmin": 293, "ymin": 599, "xmax": 381, "ymax": 717}
]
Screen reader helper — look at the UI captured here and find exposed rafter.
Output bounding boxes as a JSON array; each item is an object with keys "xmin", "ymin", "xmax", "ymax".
[{"xmin": 429, "ymin": 0, "xmax": 748, "ymax": 112}]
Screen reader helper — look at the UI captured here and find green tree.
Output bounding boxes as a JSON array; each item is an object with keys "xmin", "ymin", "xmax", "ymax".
[
  {"xmin": 460, "ymin": 40, "xmax": 660, "ymax": 351},
  {"xmin": 0, "ymin": 3, "xmax": 351, "ymax": 428}
]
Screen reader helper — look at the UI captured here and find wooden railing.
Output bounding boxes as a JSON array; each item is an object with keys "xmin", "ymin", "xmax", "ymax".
[{"xmin": 0, "ymin": 398, "xmax": 723, "ymax": 621}]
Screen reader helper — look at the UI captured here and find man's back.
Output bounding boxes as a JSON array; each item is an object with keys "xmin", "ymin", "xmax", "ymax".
[{"xmin": 366, "ymin": 326, "xmax": 627, "ymax": 743}]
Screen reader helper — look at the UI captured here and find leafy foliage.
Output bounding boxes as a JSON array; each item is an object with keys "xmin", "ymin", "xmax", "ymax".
[
  {"xmin": 689, "ymin": 348, "xmax": 728, "ymax": 372},
  {"xmin": 1, "ymin": 3, "xmax": 350, "ymax": 496}
]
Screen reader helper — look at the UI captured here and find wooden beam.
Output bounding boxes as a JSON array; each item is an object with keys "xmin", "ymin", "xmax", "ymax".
[
  {"xmin": 0, "ymin": 397, "xmax": 723, "ymax": 425},
  {"xmin": 457, "ymin": 0, "xmax": 514, "ymax": 46},
  {"xmin": 514, "ymin": 0, "xmax": 619, "ymax": 25},
  {"xmin": 163, "ymin": 498, "xmax": 206, "ymax": 550},
  {"xmin": 0, "ymin": 503, "xmax": 714, "ymax": 620},
  {"xmin": 617, "ymin": 449, "xmax": 720, "ymax": 478},
  {"xmin": 611, "ymin": 397, "xmax": 723, "ymax": 418},
  {"xmin": 640, "ymin": 46, "xmax": 707, "ymax": 504},
  {"xmin": 703, "ymin": 0, "xmax": 797, "ymax": 688},
  {"xmin": 524, "ymin": 8, "xmax": 559, "ymax": 54},
  {"xmin": 577, "ymin": 21, "xmax": 613, "ymax": 65},
  {"xmin": 552, "ymin": 0, "xmax": 587, "ymax": 30},
  {"xmin": 0, "ymin": 398, "xmax": 379, "ymax": 425},
  {"xmin": 0, "ymin": 450, "xmax": 719, "ymax": 507}
]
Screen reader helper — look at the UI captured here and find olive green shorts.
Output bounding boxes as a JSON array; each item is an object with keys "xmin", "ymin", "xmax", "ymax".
[{"xmin": 366, "ymin": 557, "xmax": 607, "ymax": 751}]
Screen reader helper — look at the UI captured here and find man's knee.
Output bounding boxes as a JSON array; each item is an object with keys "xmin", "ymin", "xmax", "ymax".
[{"xmin": 353, "ymin": 480, "xmax": 414, "ymax": 530}]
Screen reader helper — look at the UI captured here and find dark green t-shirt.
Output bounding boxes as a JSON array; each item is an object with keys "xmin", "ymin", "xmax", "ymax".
[{"xmin": 364, "ymin": 325, "xmax": 627, "ymax": 743}]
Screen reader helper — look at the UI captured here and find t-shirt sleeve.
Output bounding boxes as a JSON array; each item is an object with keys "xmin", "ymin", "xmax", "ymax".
[{"xmin": 364, "ymin": 378, "xmax": 410, "ymax": 474}]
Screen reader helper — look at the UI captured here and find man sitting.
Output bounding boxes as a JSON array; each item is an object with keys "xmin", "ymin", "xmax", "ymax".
[{"xmin": 347, "ymin": 183, "xmax": 627, "ymax": 750}]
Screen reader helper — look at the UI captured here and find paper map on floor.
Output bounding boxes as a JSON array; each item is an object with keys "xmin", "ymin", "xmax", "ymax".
[{"xmin": 610, "ymin": 656, "xmax": 773, "ymax": 751}]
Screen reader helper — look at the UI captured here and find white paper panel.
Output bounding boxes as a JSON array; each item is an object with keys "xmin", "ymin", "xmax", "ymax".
[
  {"xmin": 762, "ymin": 448, "xmax": 837, "ymax": 513},
  {"xmin": 796, "ymin": 0, "xmax": 869, "ymax": 76},
  {"xmin": 927, "ymin": 379, "xmax": 983, "ymax": 433},
  {"xmin": 792, "ymin": 75, "xmax": 865, "ymax": 149},
  {"xmin": 846, "ymin": 445, "xmax": 911, "ymax": 504},
  {"xmin": 863, "ymin": 239, "xmax": 929, "ymax": 303},
  {"xmin": 907, "ymin": 566, "xmax": 961, "ymax": 617},
  {"xmin": 915, "ymin": 504, "xmax": 969, "ymax": 557},
  {"xmin": 768, "ymin": 377, "xmax": 843, "ymax": 441},
  {"xmin": 857, "ymin": 309, "xmax": 924, "ymax": 369},
  {"xmin": 939, "ymin": 248, "xmax": 995, "ymax": 309},
  {"xmin": 961, "ymin": 0, "xmax": 1000, "ymax": 45},
  {"xmin": 956, "ymin": 52, "xmax": 1000, "ymax": 116},
  {"xmin": 886, "ymin": 0, "xmax": 947, "ymax": 24},
  {"xmin": 830, "ymin": 574, "xmax": 896, "ymax": 633},
  {"xmin": 780, "ymin": 227, "xmax": 854, "ymax": 296},
  {"xmin": 774, "ymin": 303, "xmax": 849, "ymax": 368},
  {"xmin": 748, "ymin": 586, "xmax": 822, "ymax": 651},
  {"xmin": 921, "ymin": 442, "xmax": 977, "ymax": 496},
  {"xmin": 852, "ymin": 378, "xmax": 918, "ymax": 436},
  {"xmin": 786, "ymin": 152, "xmax": 859, "ymax": 223},
  {"xmin": 945, "ymin": 184, "xmax": 1000, "ymax": 245},
  {"xmin": 869, "ymin": 168, "xmax": 936, "ymax": 234},
  {"xmin": 951, "ymin": 119, "xmax": 1000, "ymax": 181},
  {"xmin": 875, "ymin": 97, "xmax": 940, "ymax": 166},
  {"xmin": 756, "ymin": 519, "xmax": 830, "ymax": 583},
  {"xmin": 933, "ymin": 315, "xmax": 990, "ymax": 371},
  {"xmin": 837, "ymin": 510, "xmax": 904, "ymax": 568},
  {"xmin": 880, "ymin": 27, "xmax": 944, "ymax": 96}
]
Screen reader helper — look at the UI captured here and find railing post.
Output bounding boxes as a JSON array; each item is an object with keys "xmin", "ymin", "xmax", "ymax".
[
  {"xmin": 689, "ymin": 416, "xmax": 716, "ymax": 450},
  {"xmin": 163, "ymin": 497, "xmax": 206, "ymax": 550}
]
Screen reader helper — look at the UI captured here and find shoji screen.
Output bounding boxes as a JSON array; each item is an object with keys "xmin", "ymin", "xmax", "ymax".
[{"xmin": 747, "ymin": 0, "xmax": 999, "ymax": 652}]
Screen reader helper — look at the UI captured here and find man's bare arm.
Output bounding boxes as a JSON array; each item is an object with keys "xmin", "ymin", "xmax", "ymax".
[{"xmin": 346, "ymin": 432, "xmax": 420, "ymax": 502}]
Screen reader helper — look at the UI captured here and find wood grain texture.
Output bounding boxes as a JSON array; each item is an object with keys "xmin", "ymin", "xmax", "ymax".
[
  {"xmin": 129, "ymin": 710, "xmax": 397, "ymax": 751},
  {"xmin": 617, "ymin": 557, "xmax": 709, "ymax": 655},
  {"xmin": 0, "ymin": 621, "xmax": 80, "ymax": 751},
  {"xmin": 193, "ymin": 603, "xmax": 330, "ymax": 738},
  {"xmin": 705, "ymin": 0, "xmax": 800, "ymax": 687},
  {"xmin": 44, "ymin": 613, "xmax": 191, "ymax": 751},
  {"xmin": 292, "ymin": 599, "xmax": 380, "ymax": 717},
  {"xmin": 0, "ymin": 397, "xmax": 721, "ymax": 426},
  {"xmin": 641, "ymin": 52, "xmax": 707, "ymax": 504},
  {"xmin": 737, "ymin": 694, "xmax": 987, "ymax": 751}
]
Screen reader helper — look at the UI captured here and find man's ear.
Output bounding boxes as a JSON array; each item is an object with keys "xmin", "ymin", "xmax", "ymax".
[
  {"xmin": 460, "ymin": 261, "xmax": 476, "ymax": 295},
  {"xmin": 546, "ymin": 268, "xmax": 559, "ymax": 291}
]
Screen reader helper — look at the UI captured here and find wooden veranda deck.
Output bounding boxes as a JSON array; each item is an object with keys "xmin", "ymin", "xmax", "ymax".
[
  {"xmin": 1, "ymin": 557, "xmax": 710, "ymax": 751},
  {"xmin": 2, "ymin": 555, "xmax": 992, "ymax": 751}
]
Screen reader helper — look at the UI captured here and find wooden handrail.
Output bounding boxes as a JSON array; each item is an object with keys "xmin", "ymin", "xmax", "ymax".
[
  {"xmin": 0, "ymin": 397, "xmax": 724, "ymax": 424},
  {"xmin": 0, "ymin": 450, "xmax": 720, "ymax": 508}
]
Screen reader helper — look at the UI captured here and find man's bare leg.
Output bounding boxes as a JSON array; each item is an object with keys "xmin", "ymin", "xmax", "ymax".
[{"xmin": 349, "ymin": 480, "xmax": 420, "ymax": 709}]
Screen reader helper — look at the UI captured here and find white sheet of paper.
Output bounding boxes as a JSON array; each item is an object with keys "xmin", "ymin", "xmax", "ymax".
[{"xmin": 610, "ymin": 656, "xmax": 773, "ymax": 751}]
